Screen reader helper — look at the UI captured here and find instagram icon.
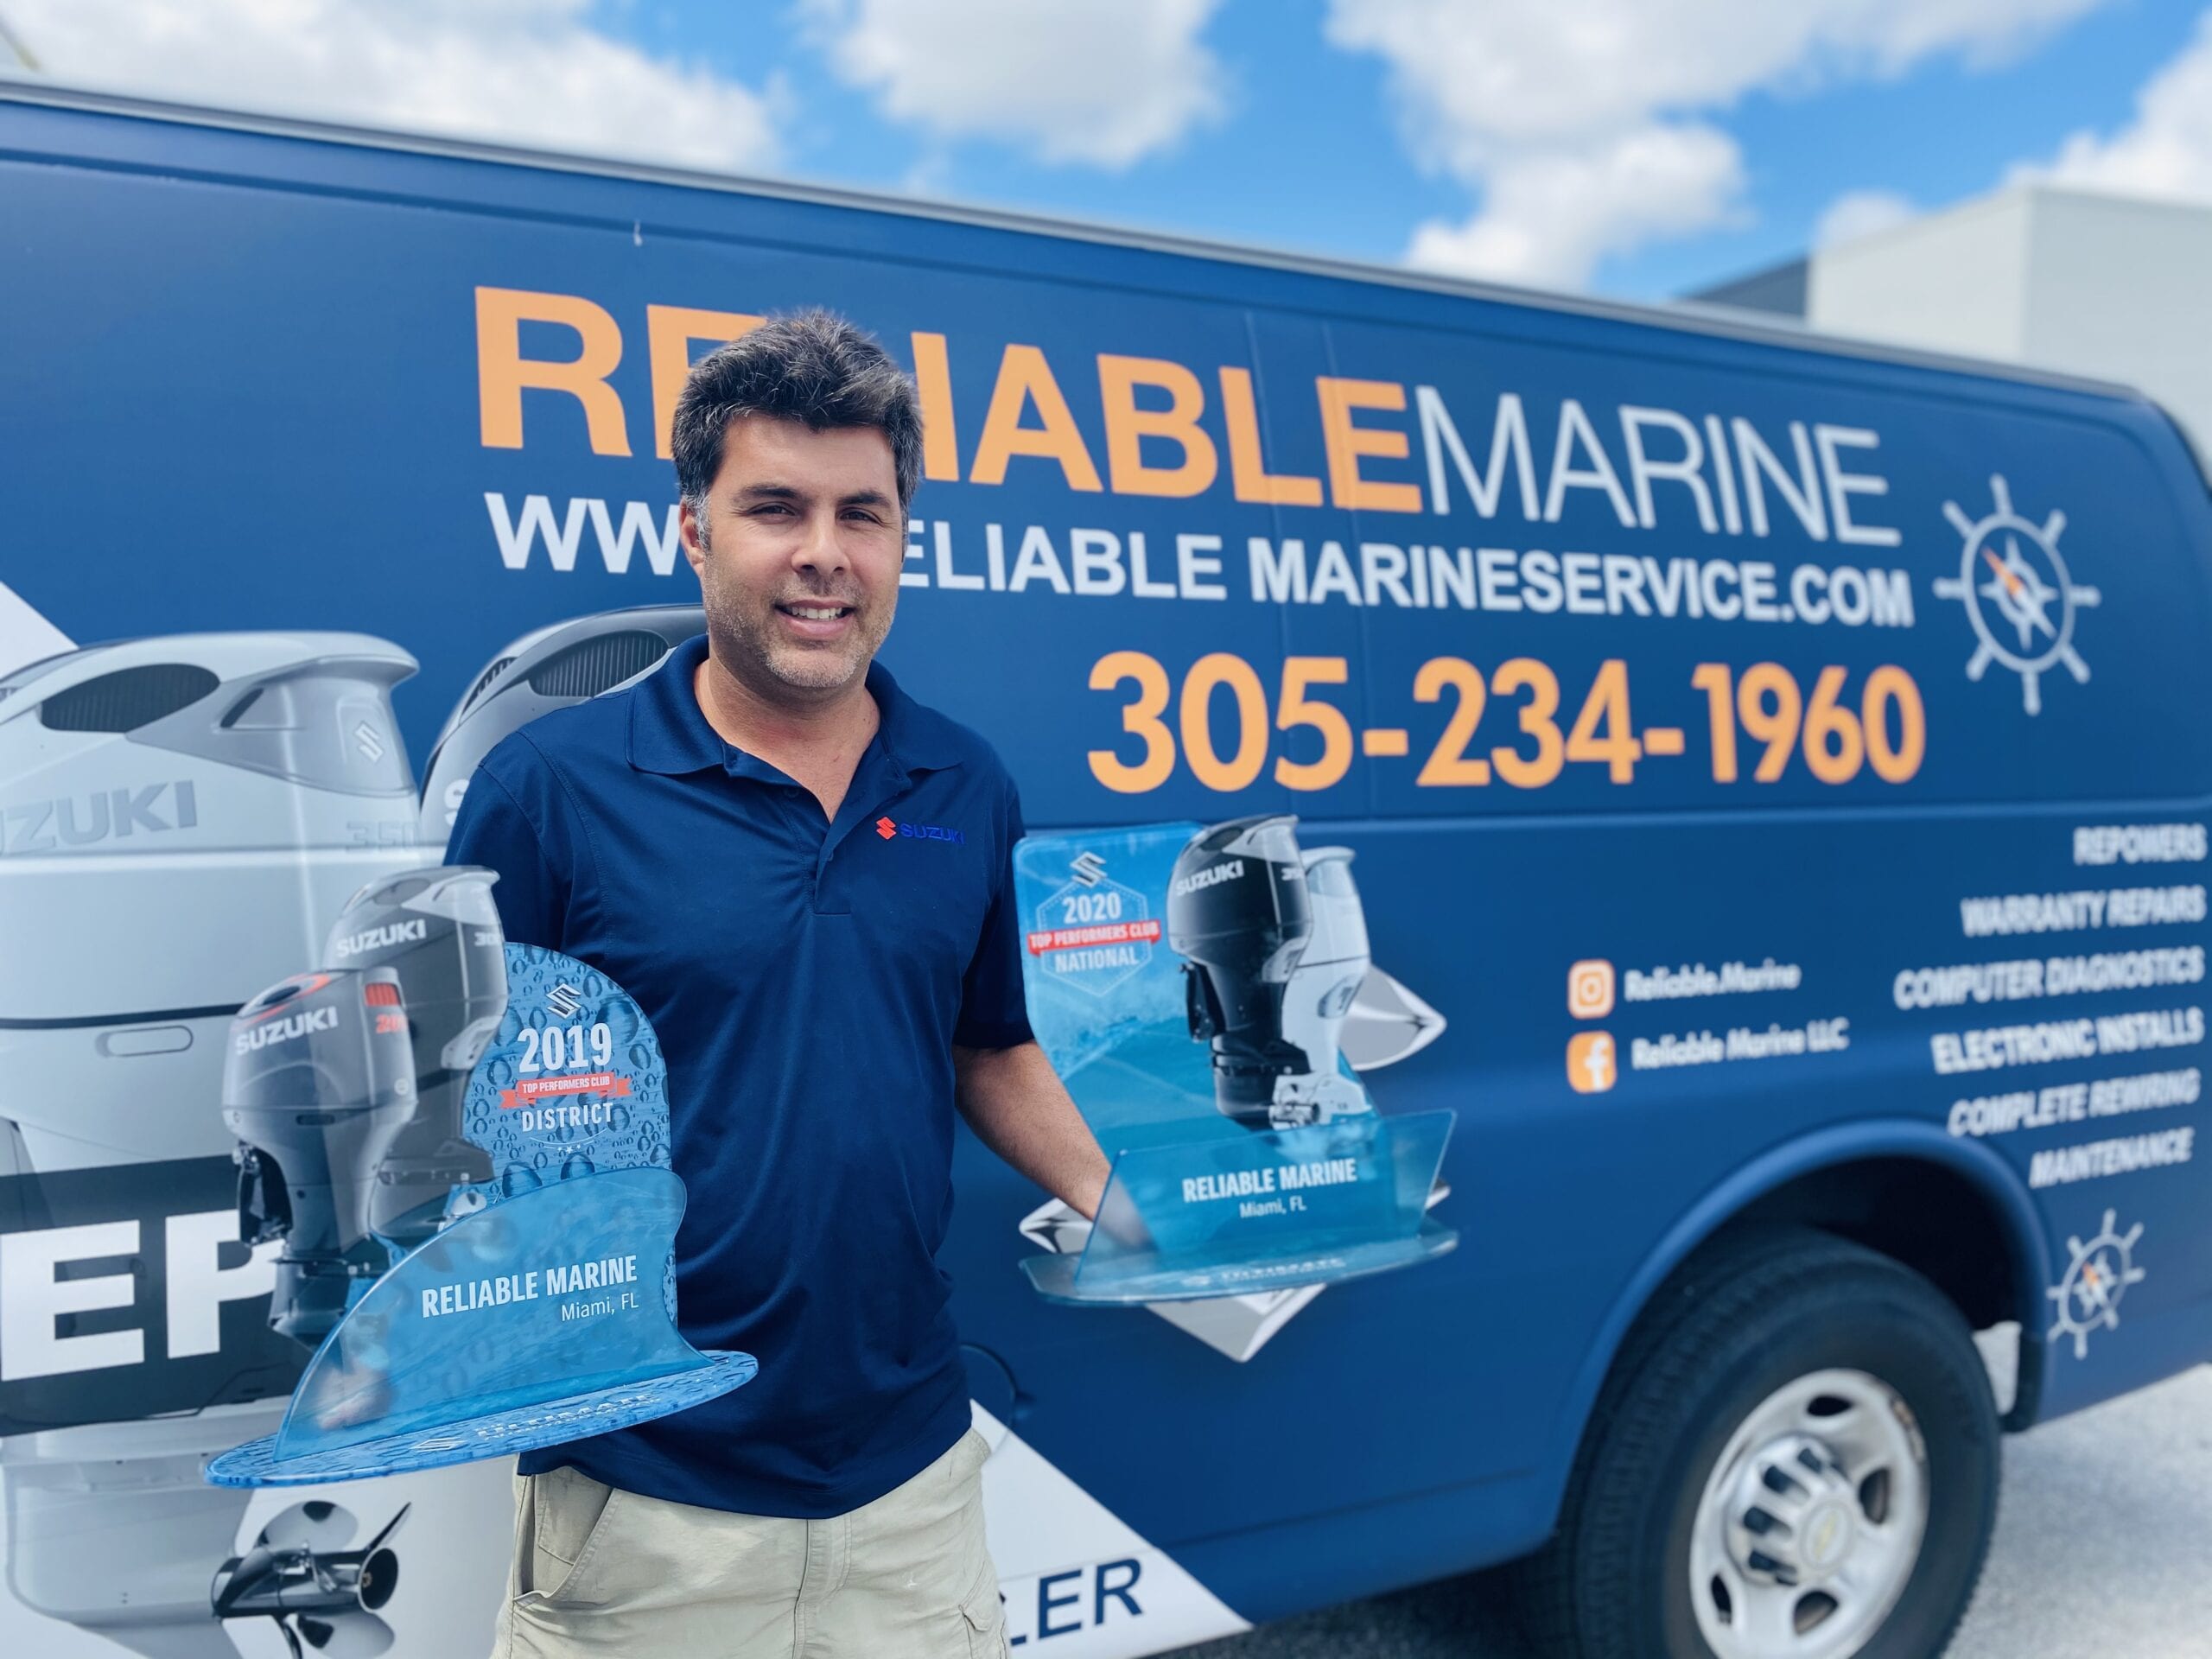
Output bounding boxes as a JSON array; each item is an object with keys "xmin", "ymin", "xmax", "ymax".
[{"xmin": 1567, "ymin": 959, "xmax": 1615, "ymax": 1020}]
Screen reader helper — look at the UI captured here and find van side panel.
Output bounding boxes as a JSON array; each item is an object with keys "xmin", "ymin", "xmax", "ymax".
[{"xmin": 3, "ymin": 96, "xmax": 2210, "ymax": 1638}]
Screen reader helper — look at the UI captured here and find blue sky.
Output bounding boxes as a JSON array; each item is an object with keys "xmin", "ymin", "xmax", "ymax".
[
  {"xmin": 8, "ymin": 0, "xmax": 2211, "ymax": 302},
  {"xmin": 609, "ymin": 0, "xmax": 2206, "ymax": 300},
  {"xmin": 623, "ymin": 0, "xmax": 1460, "ymax": 266}
]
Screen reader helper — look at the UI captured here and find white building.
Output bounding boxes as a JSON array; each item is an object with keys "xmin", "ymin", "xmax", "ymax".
[{"xmin": 1696, "ymin": 182, "xmax": 2212, "ymax": 472}]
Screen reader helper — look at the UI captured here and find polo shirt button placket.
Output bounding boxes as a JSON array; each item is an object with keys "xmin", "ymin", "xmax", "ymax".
[{"xmin": 814, "ymin": 760, "xmax": 910, "ymax": 918}]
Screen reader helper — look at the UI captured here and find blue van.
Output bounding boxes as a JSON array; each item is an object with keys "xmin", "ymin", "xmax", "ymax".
[{"xmin": 0, "ymin": 82, "xmax": 2206, "ymax": 1659}]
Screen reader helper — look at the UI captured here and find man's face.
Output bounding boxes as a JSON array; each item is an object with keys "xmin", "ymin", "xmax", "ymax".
[{"xmin": 681, "ymin": 414, "xmax": 904, "ymax": 701}]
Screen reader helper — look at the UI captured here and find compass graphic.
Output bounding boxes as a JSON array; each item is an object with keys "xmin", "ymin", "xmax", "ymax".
[
  {"xmin": 1934, "ymin": 475, "xmax": 2101, "ymax": 715},
  {"xmin": 2046, "ymin": 1209, "xmax": 2146, "ymax": 1360}
]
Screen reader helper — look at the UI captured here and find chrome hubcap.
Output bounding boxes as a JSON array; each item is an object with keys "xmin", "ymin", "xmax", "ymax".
[{"xmin": 1689, "ymin": 1370, "xmax": 1929, "ymax": 1659}]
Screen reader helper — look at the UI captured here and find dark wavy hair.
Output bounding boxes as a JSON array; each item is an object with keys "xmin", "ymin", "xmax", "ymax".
[{"xmin": 671, "ymin": 308, "xmax": 923, "ymax": 522}]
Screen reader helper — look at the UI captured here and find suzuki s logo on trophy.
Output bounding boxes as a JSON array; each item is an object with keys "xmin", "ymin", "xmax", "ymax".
[
  {"xmin": 1934, "ymin": 474, "xmax": 2100, "ymax": 715},
  {"xmin": 1567, "ymin": 1032, "xmax": 1617, "ymax": 1094},
  {"xmin": 1028, "ymin": 847, "xmax": 1158, "ymax": 997},
  {"xmin": 1568, "ymin": 959, "xmax": 1615, "ymax": 1019},
  {"xmin": 546, "ymin": 982, "xmax": 584, "ymax": 1019}
]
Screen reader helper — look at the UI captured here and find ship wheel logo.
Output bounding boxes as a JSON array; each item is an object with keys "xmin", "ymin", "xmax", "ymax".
[
  {"xmin": 2046, "ymin": 1209, "xmax": 2145, "ymax": 1360},
  {"xmin": 1933, "ymin": 475, "xmax": 2100, "ymax": 715}
]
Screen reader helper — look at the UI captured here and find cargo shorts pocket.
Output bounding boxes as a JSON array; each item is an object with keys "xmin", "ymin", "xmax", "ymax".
[
  {"xmin": 522, "ymin": 1466, "xmax": 624, "ymax": 1605},
  {"xmin": 960, "ymin": 1562, "xmax": 1008, "ymax": 1659}
]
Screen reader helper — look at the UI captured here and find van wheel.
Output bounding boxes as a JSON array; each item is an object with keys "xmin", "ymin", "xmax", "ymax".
[{"xmin": 1521, "ymin": 1229, "xmax": 1999, "ymax": 1659}]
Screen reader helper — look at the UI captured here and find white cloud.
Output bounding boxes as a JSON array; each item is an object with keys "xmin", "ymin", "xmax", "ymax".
[
  {"xmin": 1814, "ymin": 188, "xmax": 1918, "ymax": 247},
  {"xmin": 804, "ymin": 0, "xmax": 1226, "ymax": 169},
  {"xmin": 0, "ymin": 0, "xmax": 785, "ymax": 171},
  {"xmin": 1408, "ymin": 124, "xmax": 1745, "ymax": 289},
  {"xmin": 1326, "ymin": 0, "xmax": 2116, "ymax": 289},
  {"xmin": 2028, "ymin": 9, "xmax": 2212, "ymax": 202}
]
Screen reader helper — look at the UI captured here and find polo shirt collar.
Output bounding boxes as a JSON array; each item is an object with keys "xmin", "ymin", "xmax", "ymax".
[{"xmin": 627, "ymin": 632, "xmax": 964, "ymax": 778}]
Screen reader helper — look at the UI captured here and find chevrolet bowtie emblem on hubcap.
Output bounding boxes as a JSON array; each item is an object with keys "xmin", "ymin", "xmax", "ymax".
[{"xmin": 876, "ymin": 817, "xmax": 897, "ymax": 838}]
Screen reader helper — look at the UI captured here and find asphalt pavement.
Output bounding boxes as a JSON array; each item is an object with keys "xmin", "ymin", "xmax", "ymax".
[{"xmin": 1168, "ymin": 1363, "xmax": 2212, "ymax": 1658}]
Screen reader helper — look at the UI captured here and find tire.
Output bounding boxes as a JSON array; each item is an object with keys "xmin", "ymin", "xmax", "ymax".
[{"xmin": 1518, "ymin": 1227, "xmax": 2000, "ymax": 1659}]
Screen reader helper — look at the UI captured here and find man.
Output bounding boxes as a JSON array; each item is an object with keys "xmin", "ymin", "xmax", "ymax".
[{"xmin": 448, "ymin": 309, "xmax": 1112, "ymax": 1657}]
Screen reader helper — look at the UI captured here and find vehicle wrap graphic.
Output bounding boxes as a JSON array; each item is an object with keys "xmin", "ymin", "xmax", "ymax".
[{"xmin": 0, "ymin": 90, "xmax": 2209, "ymax": 1655}]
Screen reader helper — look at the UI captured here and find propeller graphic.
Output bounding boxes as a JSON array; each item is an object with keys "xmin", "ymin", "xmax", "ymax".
[{"xmin": 210, "ymin": 1500, "xmax": 410, "ymax": 1659}]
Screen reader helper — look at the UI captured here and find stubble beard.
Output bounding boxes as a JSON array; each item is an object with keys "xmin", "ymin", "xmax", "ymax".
[{"xmin": 697, "ymin": 537, "xmax": 893, "ymax": 702}]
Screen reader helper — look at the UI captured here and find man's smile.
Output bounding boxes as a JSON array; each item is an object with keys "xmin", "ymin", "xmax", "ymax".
[{"xmin": 775, "ymin": 601, "xmax": 856, "ymax": 638}]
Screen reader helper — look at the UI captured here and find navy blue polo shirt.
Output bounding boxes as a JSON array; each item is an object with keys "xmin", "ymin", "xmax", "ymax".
[{"xmin": 444, "ymin": 632, "xmax": 1032, "ymax": 1517}]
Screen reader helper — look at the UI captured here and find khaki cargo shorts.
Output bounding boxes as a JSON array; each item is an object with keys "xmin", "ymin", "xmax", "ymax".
[{"xmin": 493, "ymin": 1427, "xmax": 1010, "ymax": 1658}]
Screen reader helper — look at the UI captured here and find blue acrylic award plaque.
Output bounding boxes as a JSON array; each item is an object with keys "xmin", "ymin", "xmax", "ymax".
[
  {"xmin": 208, "ymin": 944, "xmax": 755, "ymax": 1485},
  {"xmin": 1021, "ymin": 1109, "xmax": 1458, "ymax": 1303},
  {"xmin": 1015, "ymin": 818, "xmax": 1460, "ymax": 1305}
]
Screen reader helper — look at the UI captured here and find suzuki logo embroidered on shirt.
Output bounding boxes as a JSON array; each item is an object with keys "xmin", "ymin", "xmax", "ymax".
[{"xmin": 876, "ymin": 817, "xmax": 965, "ymax": 845}]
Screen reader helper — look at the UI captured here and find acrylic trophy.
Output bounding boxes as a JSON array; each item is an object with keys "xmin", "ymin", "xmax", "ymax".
[
  {"xmin": 1015, "ymin": 817, "xmax": 1457, "ymax": 1306},
  {"xmin": 207, "ymin": 869, "xmax": 753, "ymax": 1485}
]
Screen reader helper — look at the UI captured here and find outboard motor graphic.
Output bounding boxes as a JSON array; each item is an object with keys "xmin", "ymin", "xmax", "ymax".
[
  {"xmin": 1273, "ymin": 846, "xmax": 1373, "ymax": 1126},
  {"xmin": 224, "ymin": 968, "xmax": 416, "ymax": 1345},
  {"xmin": 0, "ymin": 632, "xmax": 423, "ymax": 1172},
  {"xmin": 0, "ymin": 631, "xmax": 430, "ymax": 1656},
  {"xmin": 419, "ymin": 605, "xmax": 704, "ymax": 841},
  {"xmin": 1168, "ymin": 817, "xmax": 1382, "ymax": 1129},
  {"xmin": 326, "ymin": 867, "xmax": 506, "ymax": 1246},
  {"xmin": 1167, "ymin": 815, "xmax": 1318, "ymax": 1128}
]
